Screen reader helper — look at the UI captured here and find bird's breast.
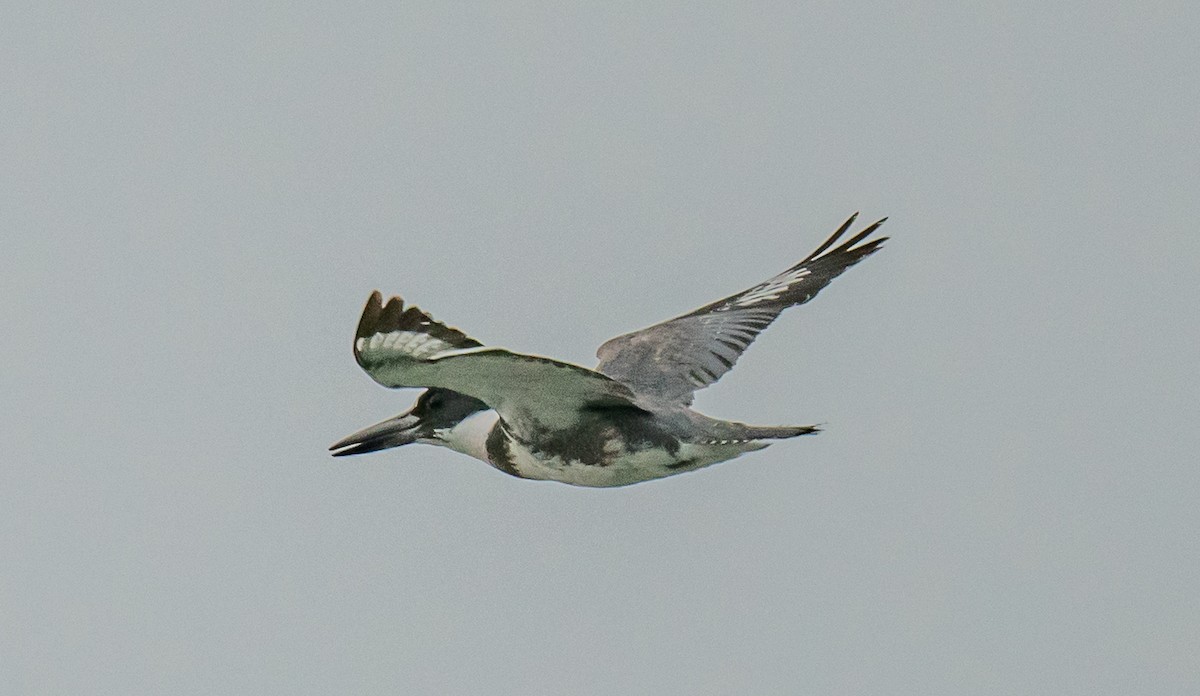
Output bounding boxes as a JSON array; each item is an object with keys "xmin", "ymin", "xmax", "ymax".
[{"xmin": 487, "ymin": 425, "xmax": 762, "ymax": 487}]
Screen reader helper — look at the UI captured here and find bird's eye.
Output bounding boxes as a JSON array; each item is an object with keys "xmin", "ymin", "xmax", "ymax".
[{"xmin": 426, "ymin": 394, "xmax": 442, "ymax": 410}]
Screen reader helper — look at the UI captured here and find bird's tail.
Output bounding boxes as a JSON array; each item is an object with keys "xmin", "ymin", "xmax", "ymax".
[
  {"xmin": 740, "ymin": 424, "xmax": 821, "ymax": 439},
  {"xmin": 699, "ymin": 421, "xmax": 821, "ymax": 442}
]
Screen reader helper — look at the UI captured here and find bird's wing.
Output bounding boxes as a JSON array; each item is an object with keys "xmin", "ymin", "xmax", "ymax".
[
  {"xmin": 353, "ymin": 292, "xmax": 645, "ymax": 434},
  {"xmin": 595, "ymin": 214, "xmax": 887, "ymax": 405}
]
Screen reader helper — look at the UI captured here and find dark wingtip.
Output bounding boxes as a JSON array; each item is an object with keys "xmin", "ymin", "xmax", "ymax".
[
  {"xmin": 356, "ymin": 291, "xmax": 385, "ymax": 340},
  {"xmin": 804, "ymin": 213, "xmax": 890, "ymax": 265},
  {"xmin": 805, "ymin": 213, "xmax": 859, "ymax": 261},
  {"xmin": 378, "ymin": 296, "xmax": 406, "ymax": 332},
  {"xmin": 354, "ymin": 291, "xmax": 388, "ymax": 366},
  {"xmin": 350, "ymin": 290, "xmax": 484, "ymax": 365},
  {"xmin": 836, "ymin": 217, "xmax": 888, "ymax": 251}
]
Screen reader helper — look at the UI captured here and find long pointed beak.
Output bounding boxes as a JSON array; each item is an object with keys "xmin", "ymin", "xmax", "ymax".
[{"xmin": 329, "ymin": 412, "xmax": 423, "ymax": 457}]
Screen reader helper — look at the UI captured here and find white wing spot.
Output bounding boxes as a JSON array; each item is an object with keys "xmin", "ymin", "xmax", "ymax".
[
  {"xmin": 733, "ymin": 267, "xmax": 811, "ymax": 307},
  {"xmin": 359, "ymin": 331, "xmax": 453, "ymax": 359}
]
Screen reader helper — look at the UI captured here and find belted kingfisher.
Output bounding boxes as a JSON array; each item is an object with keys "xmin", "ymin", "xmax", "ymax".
[{"xmin": 331, "ymin": 214, "xmax": 887, "ymax": 487}]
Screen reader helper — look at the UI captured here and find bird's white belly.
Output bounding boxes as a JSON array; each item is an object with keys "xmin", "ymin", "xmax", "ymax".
[{"xmin": 505, "ymin": 439, "xmax": 768, "ymax": 488}]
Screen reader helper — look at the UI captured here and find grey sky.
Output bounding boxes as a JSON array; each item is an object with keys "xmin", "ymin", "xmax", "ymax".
[{"xmin": 4, "ymin": 2, "xmax": 1198, "ymax": 694}]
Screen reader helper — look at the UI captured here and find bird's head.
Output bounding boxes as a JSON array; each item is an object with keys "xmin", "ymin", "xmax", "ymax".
[{"xmin": 329, "ymin": 388, "xmax": 490, "ymax": 456}]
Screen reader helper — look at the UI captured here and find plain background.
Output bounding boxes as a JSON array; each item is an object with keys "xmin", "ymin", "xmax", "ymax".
[{"xmin": 4, "ymin": 3, "xmax": 1198, "ymax": 694}]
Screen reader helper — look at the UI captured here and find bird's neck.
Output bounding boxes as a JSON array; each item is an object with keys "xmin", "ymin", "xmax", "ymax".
[{"xmin": 436, "ymin": 410, "xmax": 501, "ymax": 464}]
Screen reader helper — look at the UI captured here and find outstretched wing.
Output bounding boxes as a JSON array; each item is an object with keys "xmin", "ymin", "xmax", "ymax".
[
  {"xmin": 353, "ymin": 292, "xmax": 644, "ymax": 434},
  {"xmin": 595, "ymin": 214, "xmax": 887, "ymax": 405}
]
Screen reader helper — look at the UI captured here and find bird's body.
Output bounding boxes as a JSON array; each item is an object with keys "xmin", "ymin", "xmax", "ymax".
[
  {"xmin": 332, "ymin": 214, "xmax": 887, "ymax": 487},
  {"xmin": 435, "ymin": 408, "xmax": 785, "ymax": 487}
]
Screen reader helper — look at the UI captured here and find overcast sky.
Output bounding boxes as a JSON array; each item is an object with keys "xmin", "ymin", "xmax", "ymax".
[{"xmin": 4, "ymin": 2, "xmax": 1199, "ymax": 694}]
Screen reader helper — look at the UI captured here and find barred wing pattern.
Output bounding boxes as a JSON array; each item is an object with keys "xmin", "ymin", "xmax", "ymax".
[
  {"xmin": 353, "ymin": 292, "xmax": 644, "ymax": 433},
  {"xmin": 595, "ymin": 214, "xmax": 887, "ymax": 404}
]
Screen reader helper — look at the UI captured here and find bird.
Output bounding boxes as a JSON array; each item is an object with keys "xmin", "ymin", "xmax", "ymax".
[{"xmin": 330, "ymin": 213, "xmax": 887, "ymax": 487}]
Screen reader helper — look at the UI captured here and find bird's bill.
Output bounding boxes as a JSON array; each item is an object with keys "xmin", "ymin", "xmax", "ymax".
[{"xmin": 329, "ymin": 412, "xmax": 423, "ymax": 457}]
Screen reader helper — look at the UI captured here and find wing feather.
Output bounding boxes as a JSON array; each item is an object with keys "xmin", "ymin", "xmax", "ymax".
[
  {"xmin": 352, "ymin": 292, "xmax": 644, "ymax": 434},
  {"xmin": 595, "ymin": 214, "xmax": 887, "ymax": 404}
]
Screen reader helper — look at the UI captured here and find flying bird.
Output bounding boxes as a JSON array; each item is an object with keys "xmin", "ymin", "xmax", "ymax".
[{"xmin": 331, "ymin": 214, "xmax": 887, "ymax": 487}]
